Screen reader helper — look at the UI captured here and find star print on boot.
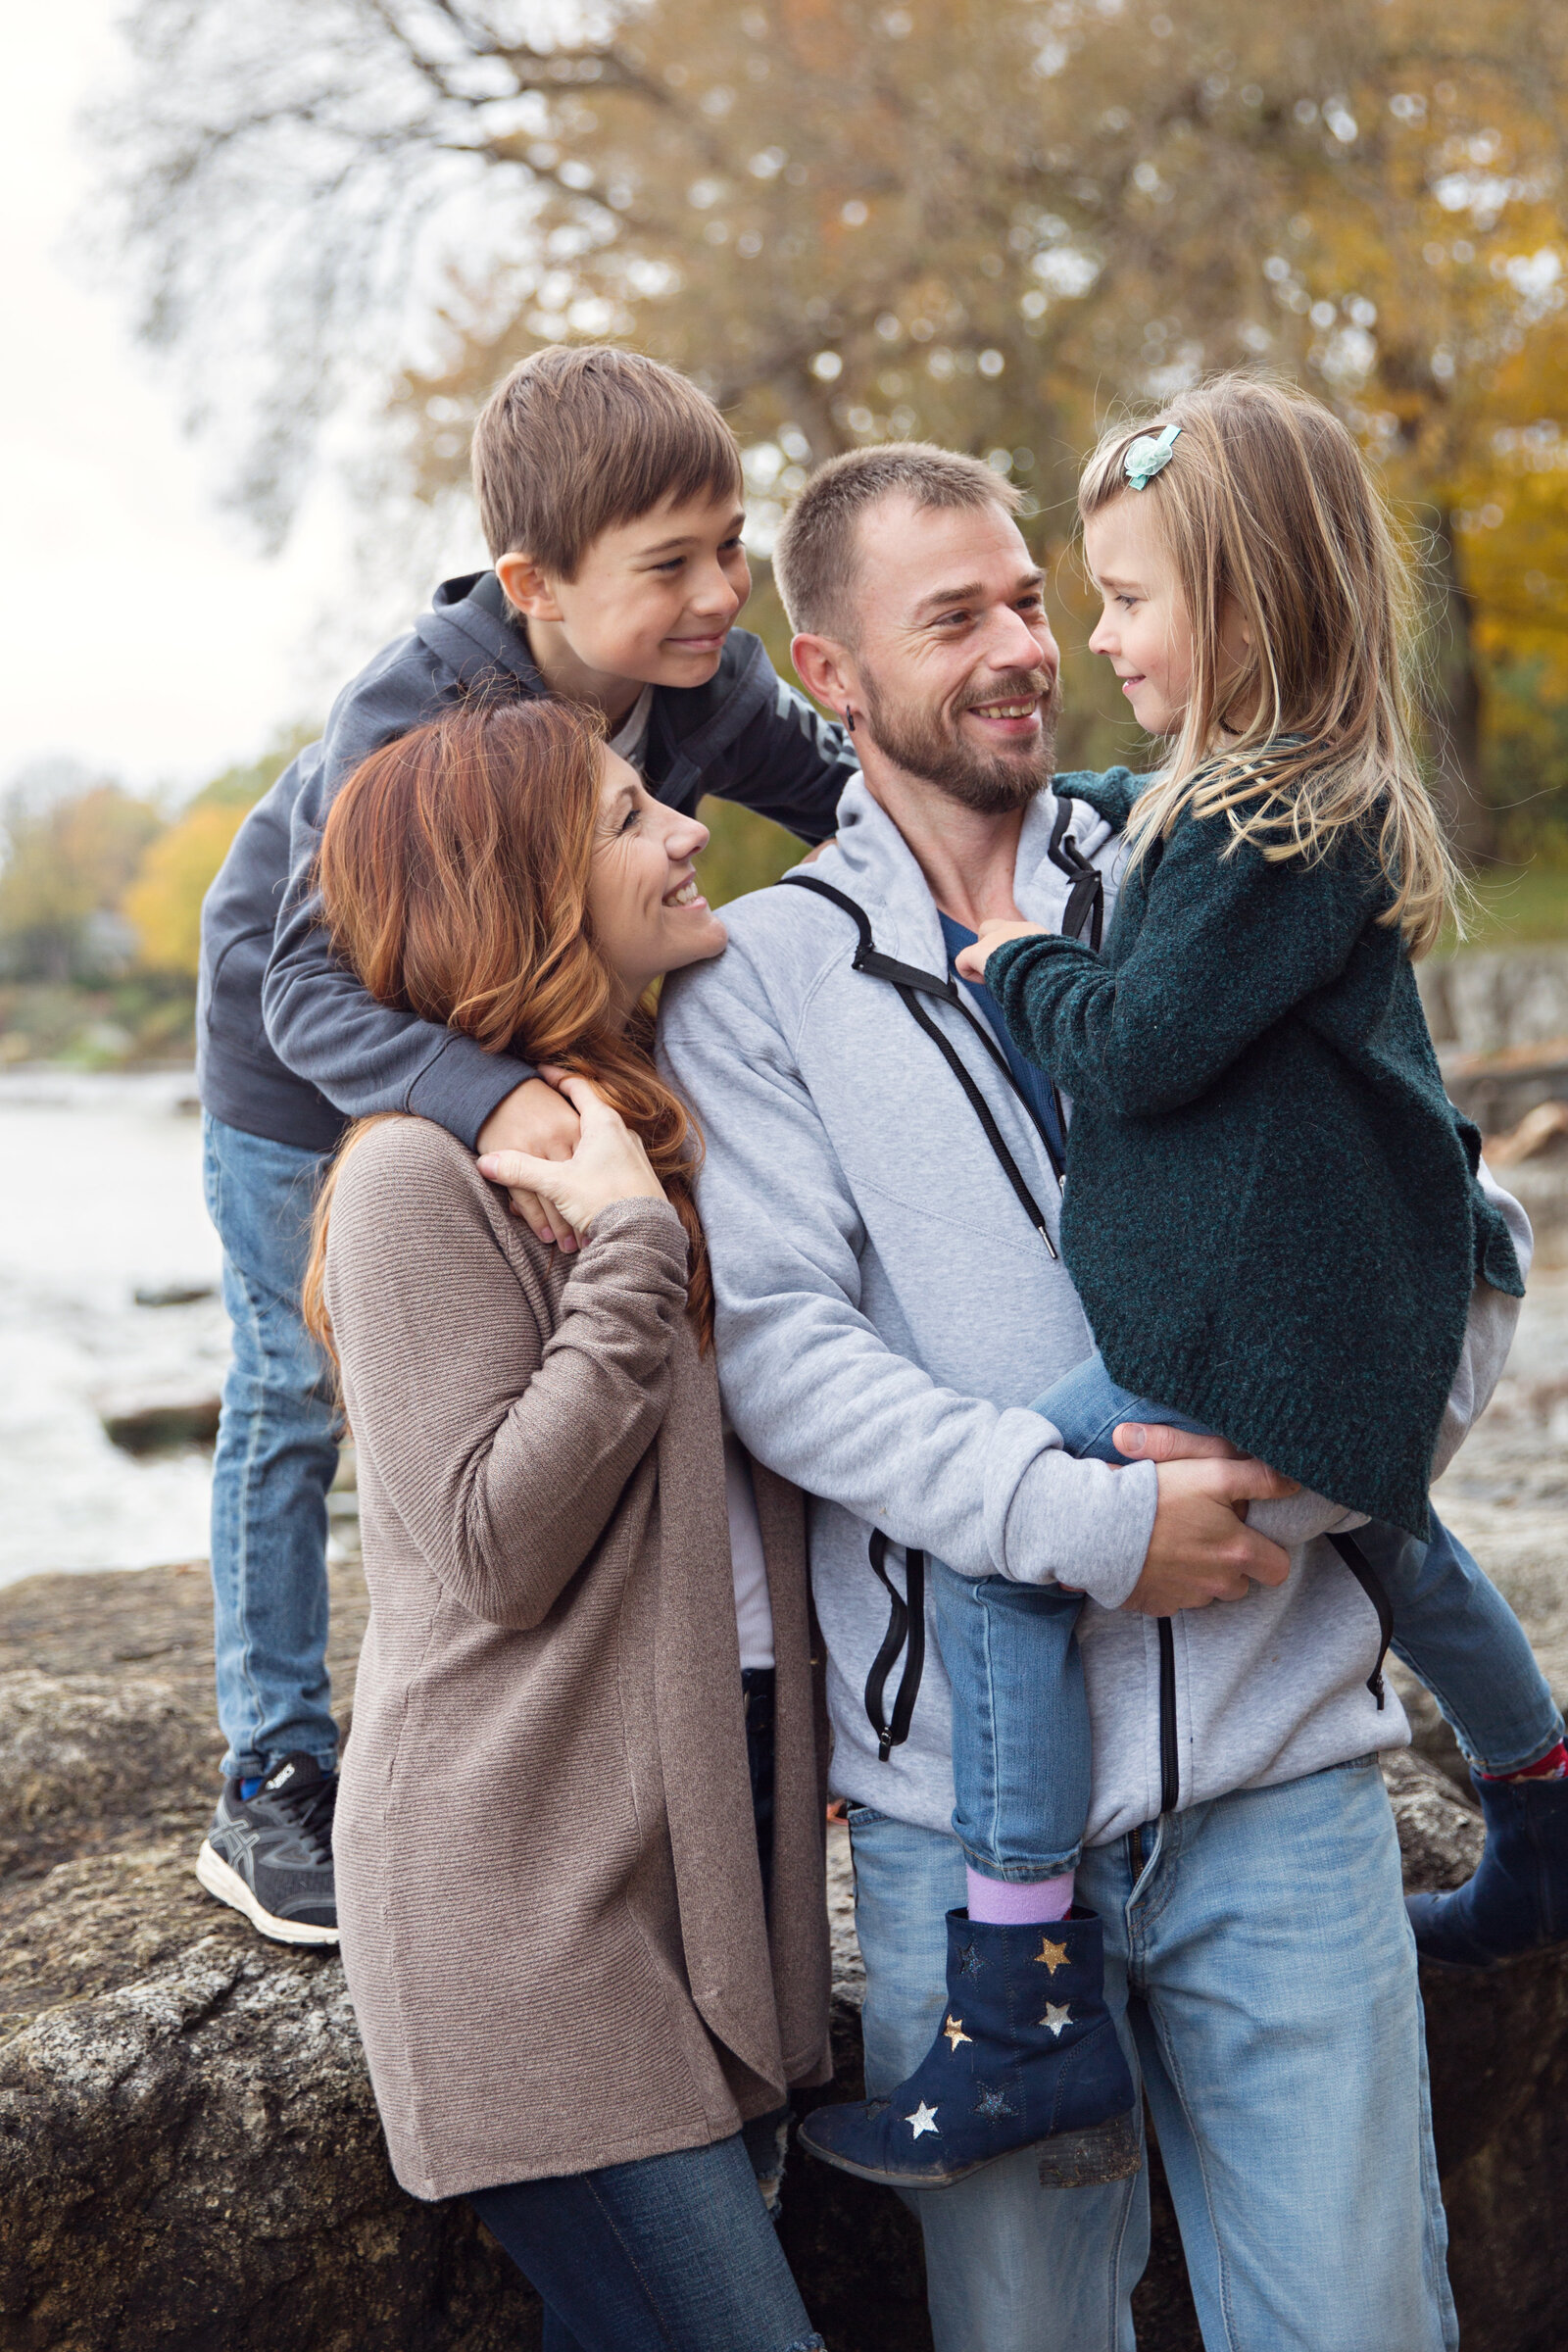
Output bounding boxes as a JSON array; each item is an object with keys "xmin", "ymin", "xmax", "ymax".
[{"xmin": 797, "ymin": 1907, "xmax": 1142, "ymax": 2190}]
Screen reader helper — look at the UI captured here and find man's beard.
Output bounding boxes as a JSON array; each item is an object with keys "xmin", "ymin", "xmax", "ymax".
[{"xmin": 859, "ymin": 667, "xmax": 1058, "ymax": 815}]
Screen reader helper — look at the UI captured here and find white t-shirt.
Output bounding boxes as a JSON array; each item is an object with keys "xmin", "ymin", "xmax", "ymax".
[
  {"xmin": 722, "ymin": 1424, "xmax": 775, "ymax": 1671},
  {"xmin": 608, "ymin": 685, "xmax": 655, "ymax": 772}
]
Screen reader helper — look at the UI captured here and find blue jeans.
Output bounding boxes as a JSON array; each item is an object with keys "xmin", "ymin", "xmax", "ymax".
[
  {"xmin": 203, "ymin": 1113, "xmax": 340, "ymax": 1782},
  {"xmin": 471, "ymin": 2123, "xmax": 822, "ymax": 2352},
  {"xmin": 851, "ymin": 1762, "xmax": 1456, "ymax": 2352},
  {"xmin": 933, "ymin": 1350, "xmax": 1565, "ymax": 1878}
]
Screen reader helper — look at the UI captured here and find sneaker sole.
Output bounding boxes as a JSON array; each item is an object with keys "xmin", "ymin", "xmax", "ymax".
[
  {"xmin": 797, "ymin": 2102, "xmax": 1143, "ymax": 2192},
  {"xmin": 195, "ymin": 1839, "xmax": 340, "ymax": 1948}
]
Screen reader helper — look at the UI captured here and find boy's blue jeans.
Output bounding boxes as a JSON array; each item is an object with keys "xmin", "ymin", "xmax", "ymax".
[
  {"xmin": 932, "ymin": 1348, "xmax": 1564, "ymax": 1880},
  {"xmin": 203, "ymin": 1113, "xmax": 341, "ymax": 1783}
]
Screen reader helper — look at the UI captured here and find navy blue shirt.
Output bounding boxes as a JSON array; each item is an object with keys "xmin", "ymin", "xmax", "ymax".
[{"xmin": 938, "ymin": 912, "xmax": 1066, "ymax": 1169}]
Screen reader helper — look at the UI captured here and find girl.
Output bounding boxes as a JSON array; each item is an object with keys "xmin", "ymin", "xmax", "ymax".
[
  {"xmin": 304, "ymin": 698, "xmax": 831, "ymax": 2349},
  {"xmin": 801, "ymin": 375, "xmax": 1566, "ymax": 2193}
]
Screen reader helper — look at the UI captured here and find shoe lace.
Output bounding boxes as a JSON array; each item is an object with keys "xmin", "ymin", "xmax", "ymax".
[{"xmin": 273, "ymin": 1771, "xmax": 337, "ymax": 1866}]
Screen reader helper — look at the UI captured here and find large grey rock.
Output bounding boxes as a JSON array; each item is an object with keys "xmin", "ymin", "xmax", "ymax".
[{"xmin": 1, "ymin": 1535, "xmax": 1565, "ymax": 2348}]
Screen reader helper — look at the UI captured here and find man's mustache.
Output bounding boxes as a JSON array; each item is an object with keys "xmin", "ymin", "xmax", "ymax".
[{"xmin": 954, "ymin": 670, "xmax": 1055, "ymax": 715}]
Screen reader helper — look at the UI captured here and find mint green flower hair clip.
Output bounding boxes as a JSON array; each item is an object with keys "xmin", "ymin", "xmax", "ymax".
[{"xmin": 1123, "ymin": 421, "xmax": 1181, "ymax": 490}]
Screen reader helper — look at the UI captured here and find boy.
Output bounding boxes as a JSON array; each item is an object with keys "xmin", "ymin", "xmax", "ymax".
[{"xmin": 194, "ymin": 346, "xmax": 856, "ymax": 1945}]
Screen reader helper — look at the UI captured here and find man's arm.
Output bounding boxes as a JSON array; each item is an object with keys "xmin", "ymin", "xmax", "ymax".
[{"xmin": 660, "ymin": 960, "xmax": 1290, "ymax": 1608}]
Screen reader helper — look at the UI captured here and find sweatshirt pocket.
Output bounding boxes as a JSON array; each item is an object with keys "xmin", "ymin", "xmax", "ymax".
[{"xmin": 205, "ymin": 925, "xmax": 275, "ymax": 1059}]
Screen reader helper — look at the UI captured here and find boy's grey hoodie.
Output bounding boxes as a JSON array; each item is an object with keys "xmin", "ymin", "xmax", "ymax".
[{"xmin": 659, "ymin": 774, "xmax": 1531, "ymax": 1846}]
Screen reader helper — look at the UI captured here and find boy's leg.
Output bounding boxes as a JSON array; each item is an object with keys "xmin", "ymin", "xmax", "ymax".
[
  {"xmin": 1365, "ymin": 1515, "xmax": 1564, "ymax": 1777},
  {"xmin": 203, "ymin": 1112, "xmax": 340, "ymax": 1778},
  {"xmin": 1098, "ymin": 1759, "xmax": 1455, "ymax": 2352},
  {"xmin": 848, "ymin": 1806, "xmax": 1145, "ymax": 2352}
]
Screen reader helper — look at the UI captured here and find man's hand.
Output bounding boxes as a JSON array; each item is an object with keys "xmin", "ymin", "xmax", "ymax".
[
  {"xmin": 954, "ymin": 918, "xmax": 1047, "ymax": 983},
  {"xmin": 476, "ymin": 1077, "xmax": 582, "ymax": 1250},
  {"xmin": 1121, "ymin": 1447, "xmax": 1298, "ymax": 1616}
]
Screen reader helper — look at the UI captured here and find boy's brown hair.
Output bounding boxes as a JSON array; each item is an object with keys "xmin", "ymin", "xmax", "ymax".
[
  {"xmin": 772, "ymin": 443, "xmax": 1021, "ymax": 643},
  {"xmin": 472, "ymin": 346, "xmax": 744, "ymax": 583}
]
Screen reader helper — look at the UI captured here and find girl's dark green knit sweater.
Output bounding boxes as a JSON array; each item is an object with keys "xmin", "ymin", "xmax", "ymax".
[{"xmin": 986, "ymin": 767, "xmax": 1523, "ymax": 1538}]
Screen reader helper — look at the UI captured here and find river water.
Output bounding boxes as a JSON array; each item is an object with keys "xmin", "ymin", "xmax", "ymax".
[{"xmin": 0, "ymin": 1068, "xmax": 227, "ymax": 1586}]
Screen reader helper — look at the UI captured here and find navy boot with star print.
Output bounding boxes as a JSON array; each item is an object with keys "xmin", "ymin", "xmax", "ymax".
[{"xmin": 797, "ymin": 1906, "xmax": 1140, "ymax": 2190}]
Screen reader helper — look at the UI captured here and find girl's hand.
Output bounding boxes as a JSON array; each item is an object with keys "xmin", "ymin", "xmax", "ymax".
[
  {"xmin": 954, "ymin": 918, "xmax": 1048, "ymax": 983},
  {"xmin": 477, "ymin": 1073, "xmax": 665, "ymax": 1236}
]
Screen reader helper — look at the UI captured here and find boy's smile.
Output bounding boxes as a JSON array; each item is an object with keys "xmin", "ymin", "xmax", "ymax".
[{"xmin": 497, "ymin": 490, "xmax": 752, "ymax": 725}]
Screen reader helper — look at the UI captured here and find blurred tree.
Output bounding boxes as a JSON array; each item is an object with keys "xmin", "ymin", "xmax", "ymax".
[
  {"xmin": 122, "ymin": 728, "xmax": 315, "ymax": 975},
  {"xmin": 97, "ymin": 0, "xmax": 1568, "ymax": 856},
  {"xmin": 0, "ymin": 784, "xmax": 164, "ymax": 983}
]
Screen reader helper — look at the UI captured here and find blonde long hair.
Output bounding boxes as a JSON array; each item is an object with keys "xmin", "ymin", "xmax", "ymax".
[
  {"xmin": 1079, "ymin": 374, "xmax": 1460, "ymax": 956},
  {"xmin": 299, "ymin": 697, "xmax": 711, "ymax": 1361}
]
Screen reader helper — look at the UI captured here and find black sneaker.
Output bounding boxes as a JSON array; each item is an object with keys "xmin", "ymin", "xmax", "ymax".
[{"xmin": 195, "ymin": 1752, "xmax": 340, "ymax": 1946}]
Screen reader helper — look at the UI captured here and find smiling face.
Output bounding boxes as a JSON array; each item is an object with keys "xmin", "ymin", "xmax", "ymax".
[
  {"xmin": 1082, "ymin": 494, "xmax": 1198, "ymax": 740},
  {"xmin": 498, "ymin": 490, "xmax": 752, "ymax": 716},
  {"xmin": 585, "ymin": 749, "xmax": 728, "ymax": 1013},
  {"xmin": 813, "ymin": 495, "xmax": 1060, "ymax": 813}
]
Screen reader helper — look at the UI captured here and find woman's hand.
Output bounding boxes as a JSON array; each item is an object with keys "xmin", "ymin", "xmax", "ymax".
[
  {"xmin": 477, "ymin": 1072, "xmax": 665, "ymax": 1236},
  {"xmin": 477, "ymin": 1077, "xmax": 584, "ymax": 1250},
  {"xmin": 954, "ymin": 918, "xmax": 1048, "ymax": 983}
]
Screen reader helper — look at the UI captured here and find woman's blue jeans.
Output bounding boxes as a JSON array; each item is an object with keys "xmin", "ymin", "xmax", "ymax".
[
  {"xmin": 204, "ymin": 1112, "xmax": 340, "ymax": 1782},
  {"xmin": 470, "ymin": 2122, "xmax": 823, "ymax": 2352},
  {"xmin": 932, "ymin": 1348, "xmax": 1564, "ymax": 1882}
]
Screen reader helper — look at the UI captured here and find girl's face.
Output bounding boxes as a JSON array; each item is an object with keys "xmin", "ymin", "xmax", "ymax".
[
  {"xmin": 1084, "ymin": 495, "xmax": 1251, "ymax": 741},
  {"xmin": 585, "ymin": 748, "xmax": 727, "ymax": 1014},
  {"xmin": 1084, "ymin": 495, "xmax": 1196, "ymax": 739}
]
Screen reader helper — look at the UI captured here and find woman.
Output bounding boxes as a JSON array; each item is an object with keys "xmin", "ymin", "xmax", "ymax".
[{"xmin": 301, "ymin": 697, "xmax": 831, "ymax": 2352}]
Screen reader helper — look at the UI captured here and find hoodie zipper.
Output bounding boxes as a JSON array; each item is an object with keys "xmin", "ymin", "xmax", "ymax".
[{"xmin": 1157, "ymin": 1618, "xmax": 1180, "ymax": 1815}]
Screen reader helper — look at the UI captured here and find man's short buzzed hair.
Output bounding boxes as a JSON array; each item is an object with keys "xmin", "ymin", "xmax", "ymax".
[
  {"xmin": 473, "ymin": 345, "xmax": 743, "ymax": 584},
  {"xmin": 771, "ymin": 443, "xmax": 1023, "ymax": 640}
]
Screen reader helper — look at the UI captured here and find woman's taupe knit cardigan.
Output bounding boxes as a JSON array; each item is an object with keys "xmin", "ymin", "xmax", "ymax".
[{"xmin": 324, "ymin": 1116, "xmax": 832, "ymax": 2201}]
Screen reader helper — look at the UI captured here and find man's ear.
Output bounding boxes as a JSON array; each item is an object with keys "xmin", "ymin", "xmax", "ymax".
[
  {"xmin": 496, "ymin": 550, "xmax": 564, "ymax": 622},
  {"xmin": 791, "ymin": 631, "xmax": 858, "ymax": 717}
]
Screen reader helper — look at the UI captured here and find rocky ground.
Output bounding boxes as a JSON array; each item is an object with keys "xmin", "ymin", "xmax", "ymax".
[{"xmin": 1, "ymin": 1277, "xmax": 1566, "ymax": 2348}]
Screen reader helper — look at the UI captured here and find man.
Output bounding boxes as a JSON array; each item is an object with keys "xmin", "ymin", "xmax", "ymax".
[{"xmin": 660, "ymin": 444, "xmax": 1527, "ymax": 2348}]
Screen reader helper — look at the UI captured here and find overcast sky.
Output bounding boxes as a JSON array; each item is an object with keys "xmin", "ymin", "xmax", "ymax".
[{"xmin": 3, "ymin": 8, "xmax": 469, "ymax": 799}]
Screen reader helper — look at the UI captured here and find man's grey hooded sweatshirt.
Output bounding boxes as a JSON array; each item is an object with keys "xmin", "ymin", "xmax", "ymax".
[{"xmin": 659, "ymin": 774, "xmax": 1531, "ymax": 1846}]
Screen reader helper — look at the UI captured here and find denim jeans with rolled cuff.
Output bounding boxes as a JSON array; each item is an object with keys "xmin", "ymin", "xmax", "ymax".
[
  {"xmin": 470, "ymin": 1689, "xmax": 818, "ymax": 2352},
  {"xmin": 1043, "ymin": 1348, "xmax": 1565, "ymax": 1779},
  {"xmin": 933, "ymin": 1344, "xmax": 1563, "ymax": 1885},
  {"xmin": 203, "ymin": 1113, "xmax": 341, "ymax": 1784}
]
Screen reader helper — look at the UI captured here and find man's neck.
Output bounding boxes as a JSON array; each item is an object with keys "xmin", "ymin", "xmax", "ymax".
[
  {"xmin": 522, "ymin": 614, "xmax": 645, "ymax": 730},
  {"xmin": 861, "ymin": 761, "xmax": 1030, "ymax": 934}
]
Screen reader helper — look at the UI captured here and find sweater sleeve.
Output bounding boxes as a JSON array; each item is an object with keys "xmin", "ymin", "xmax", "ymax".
[
  {"xmin": 325, "ymin": 1135, "xmax": 690, "ymax": 1628},
  {"xmin": 706, "ymin": 659, "xmax": 858, "ymax": 844},
  {"xmin": 985, "ymin": 813, "xmax": 1380, "ymax": 1117}
]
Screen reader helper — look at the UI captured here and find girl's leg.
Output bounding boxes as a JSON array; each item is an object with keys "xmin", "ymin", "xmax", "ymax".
[
  {"xmin": 928, "ymin": 1564, "xmax": 1086, "ymax": 1913},
  {"xmin": 796, "ymin": 1358, "xmax": 1147, "ymax": 2192},
  {"xmin": 1361, "ymin": 1516, "xmax": 1563, "ymax": 1777},
  {"xmin": 1367, "ymin": 1513, "xmax": 1568, "ymax": 1969},
  {"xmin": 469, "ymin": 2133, "xmax": 823, "ymax": 2352}
]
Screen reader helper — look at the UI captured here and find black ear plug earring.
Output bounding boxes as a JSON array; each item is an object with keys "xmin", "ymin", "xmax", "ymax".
[{"xmin": 843, "ymin": 707, "xmax": 857, "ymax": 733}]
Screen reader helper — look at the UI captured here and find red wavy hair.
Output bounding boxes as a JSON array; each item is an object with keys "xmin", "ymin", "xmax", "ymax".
[{"xmin": 300, "ymin": 695, "xmax": 711, "ymax": 1355}]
